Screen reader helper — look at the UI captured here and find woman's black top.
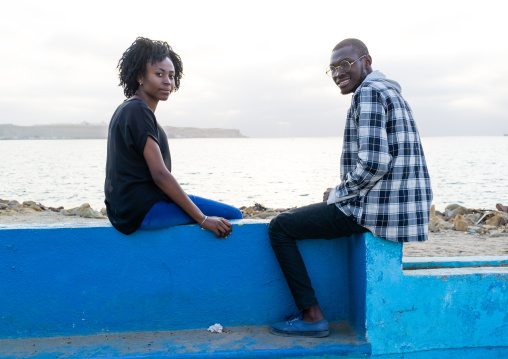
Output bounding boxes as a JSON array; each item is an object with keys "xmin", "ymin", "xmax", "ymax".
[{"xmin": 105, "ymin": 99, "xmax": 172, "ymax": 234}]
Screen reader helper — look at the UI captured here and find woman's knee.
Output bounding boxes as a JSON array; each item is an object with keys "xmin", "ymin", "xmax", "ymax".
[
  {"xmin": 190, "ymin": 195, "xmax": 243, "ymax": 219},
  {"xmin": 229, "ymin": 206, "xmax": 244, "ymax": 219}
]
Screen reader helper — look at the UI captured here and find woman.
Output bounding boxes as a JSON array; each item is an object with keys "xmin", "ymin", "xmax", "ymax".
[{"xmin": 105, "ymin": 37, "xmax": 242, "ymax": 237}]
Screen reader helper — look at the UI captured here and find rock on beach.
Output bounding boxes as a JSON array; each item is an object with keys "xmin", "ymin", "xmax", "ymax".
[
  {"xmin": 239, "ymin": 203, "xmax": 295, "ymax": 220},
  {"xmin": 61, "ymin": 203, "xmax": 104, "ymax": 219},
  {"xmin": 0, "ymin": 199, "xmax": 46, "ymax": 215}
]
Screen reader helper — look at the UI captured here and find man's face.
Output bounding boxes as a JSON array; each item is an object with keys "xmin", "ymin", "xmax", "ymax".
[{"xmin": 329, "ymin": 46, "xmax": 369, "ymax": 95}]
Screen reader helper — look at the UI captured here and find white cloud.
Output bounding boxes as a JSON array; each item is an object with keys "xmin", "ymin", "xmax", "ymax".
[{"xmin": 1, "ymin": 0, "xmax": 507, "ymax": 137}]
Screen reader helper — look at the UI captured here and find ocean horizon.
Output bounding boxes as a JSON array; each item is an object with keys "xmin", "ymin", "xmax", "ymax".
[{"xmin": 1, "ymin": 136, "xmax": 507, "ymax": 213}]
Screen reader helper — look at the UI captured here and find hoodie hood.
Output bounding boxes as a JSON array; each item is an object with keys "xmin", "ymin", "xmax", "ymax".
[{"xmin": 363, "ymin": 70, "xmax": 402, "ymax": 93}]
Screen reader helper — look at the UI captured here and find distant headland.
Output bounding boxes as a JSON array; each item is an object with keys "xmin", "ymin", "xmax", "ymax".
[{"xmin": 0, "ymin": 123, "xmax": 246, "ymax": 139}]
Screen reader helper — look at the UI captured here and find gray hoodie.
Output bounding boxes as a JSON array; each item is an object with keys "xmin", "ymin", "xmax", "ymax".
[{"xmin": 362, "ymin": 70, "xmax": 402, "ymax": 94}]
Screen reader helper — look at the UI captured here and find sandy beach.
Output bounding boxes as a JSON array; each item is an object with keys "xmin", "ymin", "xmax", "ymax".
[{"xmin": 1, "ymin": 201, "xmax": 507, "ymax": 258}]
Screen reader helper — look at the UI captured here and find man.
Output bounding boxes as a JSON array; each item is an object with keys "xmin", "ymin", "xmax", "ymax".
[{"xmin": 268, "ymin": 38, "xmax": 432, "ymax": 338}]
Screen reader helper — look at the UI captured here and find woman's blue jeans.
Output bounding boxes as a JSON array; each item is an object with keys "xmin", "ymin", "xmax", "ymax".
[{"xmin": 139, "ymin": 195, "xmax": 243, "ymax": 230}]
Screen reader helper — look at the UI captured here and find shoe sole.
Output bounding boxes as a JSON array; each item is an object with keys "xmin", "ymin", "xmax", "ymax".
[{"xmin": 269, "ymin": 327, "xmax": 330, "ymax": 338}]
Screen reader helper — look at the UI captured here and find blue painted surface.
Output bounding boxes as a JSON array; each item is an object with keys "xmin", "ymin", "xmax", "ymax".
[
  {"xmin": 364, "ymin": 236, "xmax": 508, "ymax": 356},
  {"xmin": 403, "ymin": 256, "xmax": 508, "ymax": 269},
  {"xmin": 0, "ymin": 220, "xmax": 353, "ymax": 339},
  {"xmin": 347, "ymin": 233, "xmax": 367, "ymax": 338},
  {"xmin": 1, "ymin": 221, "xmax": 507, "ymax": 358},
  {"xmin": 369, "ymin": 346, "xmax": 508, "ymax": 359},
  {"xmin": 0, "ymin": 322, "xmax": 370, "ymax": 359}
]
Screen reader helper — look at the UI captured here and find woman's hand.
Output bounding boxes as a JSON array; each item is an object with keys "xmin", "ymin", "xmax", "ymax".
[{"xmin": 201, "ymin": 216, "xmax": 233, "ymax": 238}]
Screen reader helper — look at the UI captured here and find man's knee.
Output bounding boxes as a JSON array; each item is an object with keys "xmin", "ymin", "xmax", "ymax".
[
  {"xmin": 268, "ymin": 215, "xmax": 281, "ymax": 238},
  {"xmin": 268, "ymin": 213, "xmax": 289, "ymax": 243}
]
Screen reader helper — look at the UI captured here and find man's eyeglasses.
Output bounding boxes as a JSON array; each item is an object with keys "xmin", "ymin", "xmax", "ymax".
[{"xmin": 325, "ymin": 55, "xmax": 367, "ymax": 77}]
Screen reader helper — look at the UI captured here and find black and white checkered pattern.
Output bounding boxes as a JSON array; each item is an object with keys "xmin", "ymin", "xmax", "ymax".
[{"xmin": 334, "ymin": 72, "xmax": 433, "ymax": 242}]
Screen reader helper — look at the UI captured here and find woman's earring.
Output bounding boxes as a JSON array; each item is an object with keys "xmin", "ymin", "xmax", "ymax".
[{"xmin": 139, "ymin": 82, "xmax": 142, "ymax": 86}]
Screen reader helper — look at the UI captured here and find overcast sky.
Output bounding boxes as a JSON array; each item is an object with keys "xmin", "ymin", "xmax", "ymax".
[{"xmin": 1, "ymin": 0, "xmax": 507, "ymax": 138}]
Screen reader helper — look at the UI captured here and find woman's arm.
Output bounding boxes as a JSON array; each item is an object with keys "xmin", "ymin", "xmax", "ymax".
[{"xmin": 143, "ymin": 136, "xmax": 232, "ymax": 238}]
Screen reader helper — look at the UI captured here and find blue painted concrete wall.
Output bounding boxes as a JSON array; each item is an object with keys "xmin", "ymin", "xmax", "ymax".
[
  {"xmin": 0, "ymin": 220, "xmax": 356, "ymax": 339},
  {"xmin": 363, "ymin": 236, "xmax": 508, "ymax": 356},
  {"xmin": 347, "ymin": 232, "xmax": 368, "ymax": 338},
  {"xmin": 1, "ymin": 221, "xmax": 507, "ymax": 358}
]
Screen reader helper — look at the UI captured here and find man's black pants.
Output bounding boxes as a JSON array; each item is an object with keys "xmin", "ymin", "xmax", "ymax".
[{"xmin": 268, "ymin": 202, "xmax": 368, "ymax": 311}]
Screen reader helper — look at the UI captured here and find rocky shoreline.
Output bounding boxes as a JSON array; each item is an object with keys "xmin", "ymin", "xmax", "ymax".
[
  {"xmin": 0, "ymin": 199, "xmax": 106, "ymax": 220},
  {"xmin": 1, "ymin": 198, "xmax": 507, "ymax": 257},
  {"xmin": 0, "ymin": 199, "xmax": 288, "ymax": 221},
  {"xmin": 2, "ymin": 198, "xmax": 508, "ymax": 235}
]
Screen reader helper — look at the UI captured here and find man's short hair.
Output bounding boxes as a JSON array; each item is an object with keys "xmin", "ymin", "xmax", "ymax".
[{"xmin": 333, "ymin": 39, "xmax": 369, "ymax": 57}]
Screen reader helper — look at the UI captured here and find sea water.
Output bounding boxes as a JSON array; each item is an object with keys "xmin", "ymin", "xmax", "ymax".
[{"xmin": 1, "ymin": 137, "xmax": 507, "ymax": 212}]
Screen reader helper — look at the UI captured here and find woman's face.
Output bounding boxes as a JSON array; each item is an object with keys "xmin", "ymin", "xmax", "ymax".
[{"xmin": 137, "ymin": 57, "xmax": 175, "ymax": 103}]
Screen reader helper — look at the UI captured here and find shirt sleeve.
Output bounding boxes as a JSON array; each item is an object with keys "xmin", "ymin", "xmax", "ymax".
[
  {"xmin": 332, "ymin": 85, "xmax": 392, "ymax": 201},
  {"xmin": 126, "ymin": 102, "xmax": 160, "ymax": 155},
  {"xmin": 327, "ymin": 186, "xmax": 359, "ymax": 204}
]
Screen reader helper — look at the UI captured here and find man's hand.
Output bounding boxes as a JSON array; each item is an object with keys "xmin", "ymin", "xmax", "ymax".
[{"xmin": 323, "ymin": 188, "xmax": 333, "ymax": 202}]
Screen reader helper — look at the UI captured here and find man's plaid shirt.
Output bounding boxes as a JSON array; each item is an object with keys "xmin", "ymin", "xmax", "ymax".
[{"xmin": 329, "ymin": 71, "xmax": 433, "ymax": 243}]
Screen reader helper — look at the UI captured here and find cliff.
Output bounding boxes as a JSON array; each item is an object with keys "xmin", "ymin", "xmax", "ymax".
[{"xmin": 0, "ymin": 123, "xmax": 246, "ymax": 139}]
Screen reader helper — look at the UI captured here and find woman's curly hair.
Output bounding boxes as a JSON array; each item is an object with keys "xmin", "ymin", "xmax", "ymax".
[{"xmin": 117, "ymin": 37, "xmax": 184, "ymax": 98}]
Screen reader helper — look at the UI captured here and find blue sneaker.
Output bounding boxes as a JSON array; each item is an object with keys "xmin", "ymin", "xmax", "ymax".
[{"xmin": 270, "ymin": 313, "xmax": 329, "ymax": 337}]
